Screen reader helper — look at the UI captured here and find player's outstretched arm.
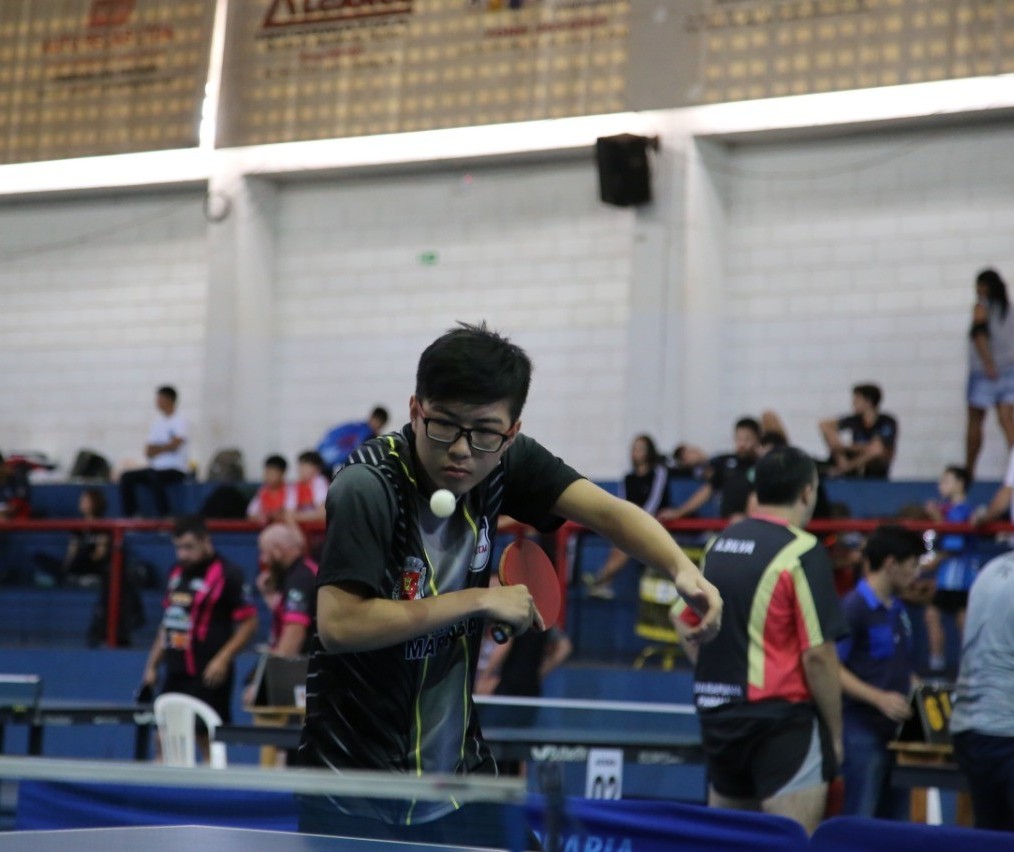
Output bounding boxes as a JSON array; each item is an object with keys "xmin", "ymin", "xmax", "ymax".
[
  {"xmin": 317, "ymin": 583, "xmax": 538, "ymax": 654},
  {"xmin": 552, "ymin": 479, "xmax": 722, "ymax": 642}
]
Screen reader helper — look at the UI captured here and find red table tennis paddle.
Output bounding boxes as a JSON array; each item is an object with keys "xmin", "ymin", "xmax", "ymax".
[
  {"xmin": 824, "ymin": 776, "xmax": 845, "ymax": 818},
  {"xmin": 491, "ymin": 539, "xmax": 561, "ymax": 645}
]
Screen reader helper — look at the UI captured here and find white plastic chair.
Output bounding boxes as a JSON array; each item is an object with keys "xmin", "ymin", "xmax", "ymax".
[{"xmin": 153, "ymin": 692, "xmax": 228, "ymax": 768}]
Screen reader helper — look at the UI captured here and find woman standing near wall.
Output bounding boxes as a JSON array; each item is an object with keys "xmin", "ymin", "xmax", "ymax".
[{"xmin": 966, "ymin": 268, "xmax": 1014, "ymax": 481}]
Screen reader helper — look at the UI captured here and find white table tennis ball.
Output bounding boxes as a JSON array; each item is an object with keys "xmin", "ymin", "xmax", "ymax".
[{"xmin": 429, "ymin": 488, "xmax": 456, "ymax": 518}]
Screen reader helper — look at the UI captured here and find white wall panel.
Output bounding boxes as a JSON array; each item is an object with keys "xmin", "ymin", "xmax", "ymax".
[
  {"xmin": 270, "ymin": 161, "xmax": 635, "ymax": 479},
  {"xmin": 0, "ymin": 191, "xmax": 208, "ymax": 472},
  {"xmin": 718, "ymin": 123, "xmax": 1014, "ymax": 478}
]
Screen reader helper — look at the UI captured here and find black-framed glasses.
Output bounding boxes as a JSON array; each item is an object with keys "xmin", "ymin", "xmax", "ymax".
[{"xmin": 422, "ymin": 416, "xmax": 511, "ymax": 453}]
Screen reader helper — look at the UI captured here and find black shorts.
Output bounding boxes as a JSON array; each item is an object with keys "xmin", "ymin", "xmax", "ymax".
[
  {"xmin": 931, "ymin": 589, "xmax": 969, "ymax": 612},
  {"xmin": 161, "ymin": 671, "xmax": 234, "ymax": 725},
  {"xmin": 700, "ymin": 702, "xmax": 836, "ymax": 800}
]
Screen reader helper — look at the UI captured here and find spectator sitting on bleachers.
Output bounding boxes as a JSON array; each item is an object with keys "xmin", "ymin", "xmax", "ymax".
[
  {"xmin": 119, "ymin": 385, "xmax": 190, "ymax": 518},
  {"xmin": 286, "ymin": 450, "xmax": 329, "ymax": 524},
  {"xmin": 819, "ymin": 383, "xmax": 898, "ymax": 479},
  {"xmin": 660, "ymin": 416, "xmax": 763, "ymax": 522},
  {"xmin": 669, "ymin": 443, "xmax": 709, "ymax": 480},
  {"xmin": 316, "ymin": 406, "xmax": 389, "ymax": 476},
  {"xmin": 33, "ymin": 488, "xmax": 109, "ymax": 588},
  {"xmin": 0, "ymin": 451, "xmax": 32, "ymax": 521},
  {"xmin": 247, "ymin": 455, "xmax": 289, "ymax": 525},
  {"xmin": 583, "ymin": 434, "xmax": 671, "ymax": 599}
]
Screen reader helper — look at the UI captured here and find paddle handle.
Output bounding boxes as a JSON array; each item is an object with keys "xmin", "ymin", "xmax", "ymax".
[{"xmin": 491, "ymin": 622, "xmax": 514, "ymax": 644}]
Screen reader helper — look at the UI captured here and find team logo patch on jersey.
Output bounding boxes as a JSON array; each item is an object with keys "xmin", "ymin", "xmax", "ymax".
[
  {"xmin": 397, "ymin": 556, "xmax": 427, "ymax": 600},
  {"xmin": 470, "ymin": 516, "xmax": 491, "ymax": 572}
]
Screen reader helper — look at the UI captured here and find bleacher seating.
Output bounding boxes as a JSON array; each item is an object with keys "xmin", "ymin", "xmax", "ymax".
[
  {"xmin": 27, "ymin": 481, "xmax": 253, "ymax": 520},
  {"xmin": 2, "ymin": 478, "xmax": 1006, "ymax": 659}
]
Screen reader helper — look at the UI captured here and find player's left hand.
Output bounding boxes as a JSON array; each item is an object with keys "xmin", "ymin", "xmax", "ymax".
[{"xmin": 675, "ymin": 574, "xmax": 723, "ymax": 644}]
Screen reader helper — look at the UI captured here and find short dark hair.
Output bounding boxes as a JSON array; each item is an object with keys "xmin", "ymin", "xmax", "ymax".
[
  {"xmin": 416, "ymin": 322, "xmax": 532, "ymax": 422},
  {"xmin": 172, "ymin": 514, "xmax": 208, "ymax": 539},
  {"xmin": 735, "ymin": 417, "xmax": 761, "ymax": 436},
  {"xmin": 157, "ymin": 385, "xmax": 177, "ymax": 403},
  {"xmin": 264, "ymin": 455, "xmax": 287, "ymax": 472},
  {"xmin": 944, "ymin": 465, "xmax": 970, "ymax": 489},
  {"xmin": 853, "ymin": 383, "xmax": 882, "ymax": 408},
  {"xmin": 760, "ymin": 431, "xmax": 788, "ymax": 449},
  {"xmin": 370, "ymin": 406, "xmax": 389, "ymax": 425},
  {"xmin": 864, "ymin": 525, "xmax": 924, "ymax": 571},
  {"xmin": 754, "ymin": 446, "xmax": 816, "ymax": 506},
  {"xmin": 297, "ymin": 450, "xmax": 326, "ymax": 472}
]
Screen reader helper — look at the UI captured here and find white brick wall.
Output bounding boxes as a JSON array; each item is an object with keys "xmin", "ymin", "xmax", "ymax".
[
  {"xmin": 0, "ymin": 191, "xmax": 208, "ymax": 472},
  {"xmin": 271, "ymin": 161, "xmax": 635, "ymax": 478},
  {"xmin": 2, "ymin": 117, "xmax": 1013, "ymax": 485},
  {"xmin": 718, "ymin": 122, "xmax": 1014, "ymax": 479}
]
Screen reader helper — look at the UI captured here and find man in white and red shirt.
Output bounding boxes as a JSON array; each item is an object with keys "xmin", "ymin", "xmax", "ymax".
[
  {"xmin": 287, "ymin": 451, "xmax": 329, "ymax": 524},
  {"xmin": 247, "ymin": 455, "xmax": 290, "ymax": 524}
]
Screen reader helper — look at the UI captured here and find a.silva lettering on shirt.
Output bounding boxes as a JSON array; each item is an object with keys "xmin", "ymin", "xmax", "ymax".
[
  {"xmin": 694, "ymin": 681, "xmax": 744, "ymax": 709},
  {"xmin": 404, "ymin": 617, "xmax": 484, "ymax": 660},
  {"xmin": 710, "ymin": 537, "xmax": 756, "ymax": 555}
]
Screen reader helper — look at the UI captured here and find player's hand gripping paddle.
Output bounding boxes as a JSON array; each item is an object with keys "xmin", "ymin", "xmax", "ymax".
[{"xmin": 491, "ymin": 539, "xmax": 561, "ymax": 644}]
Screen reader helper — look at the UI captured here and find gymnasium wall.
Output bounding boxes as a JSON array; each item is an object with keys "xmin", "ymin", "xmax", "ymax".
[
  {"xmin": 0, "ymin": 190, "xmax": 209, "ymax": 472},
  {"xmin": 269, "ymin": 162, "xmax": 636, "ymax": 474},
  {"xmin": 1, "ymin": 115, "xmax": 1013, "ymax": 481},
  {"xmin": 716, "ymin": 121, "xmax": 1014, "ymax": 479}
]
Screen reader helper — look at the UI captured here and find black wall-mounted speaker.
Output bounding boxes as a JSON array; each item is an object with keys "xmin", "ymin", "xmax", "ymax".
[{"xmin": 595, "ymin": 134, "xmax": 655, "ymax": 207}]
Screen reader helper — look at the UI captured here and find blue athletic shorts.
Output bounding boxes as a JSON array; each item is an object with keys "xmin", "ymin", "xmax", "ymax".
[{"xmin": 967, "ymin": 368, "xmax": 1014, "ymax": 409}]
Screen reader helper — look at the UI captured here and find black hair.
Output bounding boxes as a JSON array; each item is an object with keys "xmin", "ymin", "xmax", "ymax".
[
  {"xmin": 760, "ymin": 431, "xmax": 788, "ymax": 449},
  {"xmin": 172, "ymin": 514, "xmax": 208, "ymax": 539},
  {"xmin": 754, "ymin": 446, "xmax": 817, "ymax": 506},
  {"xmin": 944, "ymin": 465, "xmax": 970, "ymax": 490},
  {"xmin": 81, "ymin": 487, "xmax": 107, "ymax": 518},
  {"xmin": 864, "ymin": 525, "xmax": 924, "ymax": 571},
  {"xmin": 852, "ymin": 383, "xmax": 882, "ymax": 409},
  {"xmin": 416, "ymin": 322, "xmax": 532, "ymax": 422},
  {"xmin": 735, "ymin": 417, "xmax": 761, "ymax": 436},
  {"xmin": 264, "ymin": 454, "xmax": 288, "ymax": 472},
  {"xmin": 297, "ymin": 450, "xmax": 326, "ymax": 472},
  {"xmin": 632, "ymin": 434, "xmax": 663, "ymax": 467},
  {"xmin": 157, "ymin": 385, "xmax": 178, "ymax": 403},
  {"xmin": 977, "ymin": 268, "xmax": 1009, "ymax": 320},
  {"xmin": 370, "ymin": 406, "xmax": 389, "ymax": 425}
]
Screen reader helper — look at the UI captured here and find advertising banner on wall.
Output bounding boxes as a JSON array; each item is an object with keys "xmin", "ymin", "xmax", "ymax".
[
  {"xmin": 0, "ymin": 0, "xmax": 216, "ymax": 165},
  {"xmin": 628, "ymin": 0, "xmax": 1014, "ymax": 111},
  {"xmin": 217, "ymin": 0, "xmax": 631, "ymax": 148}
]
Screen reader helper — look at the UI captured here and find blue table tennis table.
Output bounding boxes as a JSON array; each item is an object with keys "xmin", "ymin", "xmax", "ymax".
[{"xmin": 0, "ymin": 824, "xmax": 490, "ymax": 851}]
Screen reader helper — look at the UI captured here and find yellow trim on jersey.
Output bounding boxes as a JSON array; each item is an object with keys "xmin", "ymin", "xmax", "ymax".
[
  {"xmin": 462, "ymin": 502, "xmax": 478, "ymax": 541},
  {"xmin": 389, "ymin": 438, "xmax": 417, "ymax": 488},
  {"xmin": 746, "ymin": 528, "xmax": 818, "ymax": 689}
]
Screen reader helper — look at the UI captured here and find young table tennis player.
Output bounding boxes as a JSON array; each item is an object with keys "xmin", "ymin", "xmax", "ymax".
[{"xmin": 297, "ymin": 322, "xmax": 722, "ymax": 847}]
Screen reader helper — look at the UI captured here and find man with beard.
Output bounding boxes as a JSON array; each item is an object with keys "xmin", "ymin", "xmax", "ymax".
[{"xmin": 141, "ymin": 515, "xmax": 257, "ymax": 760}]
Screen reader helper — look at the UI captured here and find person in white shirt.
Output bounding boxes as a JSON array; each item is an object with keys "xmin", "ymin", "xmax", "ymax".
[{"xmin": 119, "ymin": 385, "xmax": 190, "ymax": 518}]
